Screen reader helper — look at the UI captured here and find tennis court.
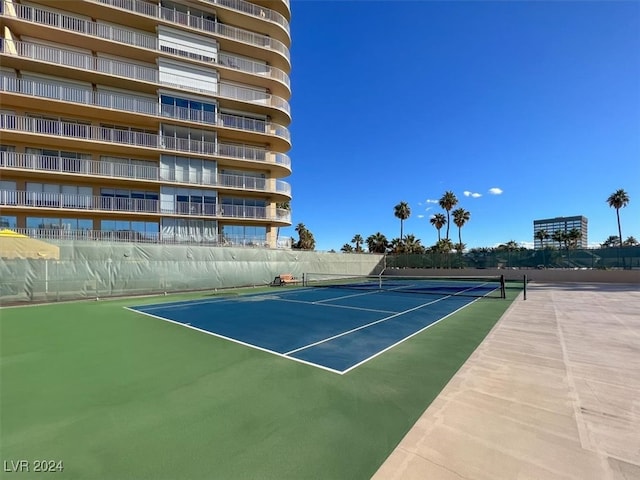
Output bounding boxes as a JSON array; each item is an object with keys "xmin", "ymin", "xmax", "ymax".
[
  {"xmin": 129, "ymin": 274, "xmax": 505, "ymax": 374},
  {"xmin": 1, "ymin": 273, "xmax": 519, "ymax": 479}
]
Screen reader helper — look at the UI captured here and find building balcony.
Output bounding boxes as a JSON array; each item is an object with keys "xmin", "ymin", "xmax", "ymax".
[
  {"xmin": 0, "ymin": 75, "xmax": 291, "ymax": 149},
  {"xmin": 200, "ymin": 0, "xmax": 290, "ymax": 36},
  {"xmin": 11, "ymin": 227, "xmax": 293, "ymax": 249},
  {"xmin": 0, "ymin": 40, "xmax": 291, "ymax": 120},
  {"xmin": 103, "ymin": 0, "xmax": 291, "ymax": 64},
  {"xmin": 252, "ymin": 0, "xmax": 290, "ymax": 22},
  {"xmin": 0, "ymin": 114, "xmax": 292, "ymax": 174},
  {"xmin": 0, "ymin": 190, "xmax": 293, "ymax": 224},
  {"xmin": 1, "ymin": 1, "xmax": 291, "ymax": 92},
  {"xmin": 25, "ymin": 0, "xmax": 291, "ymax": 66},
  {"xmin": 0, "ymin": 152, "xmax": 292, "ymax": 199}
]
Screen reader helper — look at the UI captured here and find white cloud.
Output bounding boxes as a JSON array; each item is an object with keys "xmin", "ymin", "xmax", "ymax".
[
  {"xmin": 464, "ymin": 191, "xmax": 482, "ymax": 198},
  {"xmin": 425, "ymin": 199, "xmax": 439, "ymax": 204},
  {"xmin": 417, "ymin": 214, "xmax": 424, "ymax": 219},
  {"xmin": 488, "ymin": 187, "xmax": 503, "ymax": 195}
]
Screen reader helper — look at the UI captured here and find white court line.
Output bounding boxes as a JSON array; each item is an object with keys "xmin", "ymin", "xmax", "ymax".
[
  {"xmin": 136, "ymin": 285, "xmax": 392, "ymax": 312},
  {"xmin": 312, "ymin": 288, "xmax": 390, "ymax": 303},
  {"xmin": 340, "ymin": 298, "xmax": 481, "ymax": 374},
  {"xmin": 273, "ymin": 297, "xmax": 397, "ymax": 315},
  {"xmin": 285, "ymin": 286, "xmax": 492, "ymax": 358},
  {"xmin": 123, "ymin": 306, "xmax": 344, "ymax": 375},
  {"xmin": 284, "ymin": 295, "xmax": 453, "ymax": 356},
  {"xmin": 135, "ymin": 288, "xmax": 310, "ymax": 311}
]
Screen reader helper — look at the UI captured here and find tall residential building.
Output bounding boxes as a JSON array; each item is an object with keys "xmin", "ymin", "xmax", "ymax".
[
  {"xmin": 0, "ymin": 0, "xmax": 292, "ymax": 247},
  {"xmin": 533, "ymin": 216, "xmax": 588, "ymax": 249}
]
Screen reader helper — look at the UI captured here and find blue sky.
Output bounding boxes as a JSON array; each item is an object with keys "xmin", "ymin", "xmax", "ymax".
[{"xmin": 279, "ymin": 0, "xmax": 640, "ymax": 252}]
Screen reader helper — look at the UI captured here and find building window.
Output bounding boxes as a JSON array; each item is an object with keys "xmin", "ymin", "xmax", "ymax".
[
  {"xmin": 100, "ymin": 220, "xmax": 159, "ymax": 239},
  {"xmin": 100, "ymin": 188, "xmax": 158, "ymax": 212},
  {"xmin": 221, "ymin": 225, "xmax": 266, "ymax": 246},
  {"xmin": 161, "ymin": 95, "xmax": 216, "ymax": 124},
  {"xmin": 160, "ymin": 218, "xmax": 217, "ymax": 242},
  {"xmin": 25, "ymin": 217, "xmax": 93, "ymax": 230},
  {"xmin": 220, "ymin": 197, "xmax": 266, "ymax": 218},
  {"xmin": 0, "ymin": 216, "xmax": 17, "ymax": 229}
]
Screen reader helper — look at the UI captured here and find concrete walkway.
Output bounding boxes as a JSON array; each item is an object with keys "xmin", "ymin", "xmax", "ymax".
[{"xmin": 372, "ymin": 282, "xmax": 640, "ymax": 480}]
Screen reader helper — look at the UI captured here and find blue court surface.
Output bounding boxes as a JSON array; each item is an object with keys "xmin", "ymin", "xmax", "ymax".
[{"xmin": 128, "ymin": 286, "xmax": 489, "ymax": 374}]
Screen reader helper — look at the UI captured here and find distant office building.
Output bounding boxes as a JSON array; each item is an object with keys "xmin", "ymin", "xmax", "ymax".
[{"xmin": 533, "ymin": 216, "xmax": 588, "ymax": 249}]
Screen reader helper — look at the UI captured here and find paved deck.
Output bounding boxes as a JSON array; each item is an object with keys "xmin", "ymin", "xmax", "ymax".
[{"xmin": 372, "ymin": 282, "xmax": 640, "ymax": 480}]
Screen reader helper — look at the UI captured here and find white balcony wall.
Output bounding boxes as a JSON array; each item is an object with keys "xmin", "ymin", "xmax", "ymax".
[
  {"xmin": 21, "ymin": 71, "xmax": 92, "ymax": 103},
  {"xmin": 21, "ymin": 35, "xmax": 91, "ymax": 55},
  {"xmin": 20, "ymin": 37, "xmax": 91, "ymax": 70},
  {"xmin": 22, "ymin": 1, "xmax": 91, "ymax": 23},
  {"xmin": 0, "ymin": 67, "xmax": 17, "ymax": 77},
  {"xmin": 96, "ymin": 19, "xmax": 156, "ymax": 49},
  {"xmin": 96, "ymin": 85, "xmax": 157, "ymax": 114},
  {"xmin": 95, "ymin": 52, "xmax": 157, "ymax": 82}
]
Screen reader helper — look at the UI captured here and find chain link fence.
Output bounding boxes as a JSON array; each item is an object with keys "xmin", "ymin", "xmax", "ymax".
[{"xmin": 386, "ymin": 246, "xmax": 640, "ymax": 270}]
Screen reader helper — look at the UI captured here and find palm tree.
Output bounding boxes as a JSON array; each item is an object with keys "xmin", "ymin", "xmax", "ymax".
[
  {"xmin": 498, "ymin": 240, "xmax": 519, "ymax": 268},
  {"xmin": 340, "ymin": 244, "xmax": 353, "ymax": 253},
  {"xmin": 452, "ymin": 208, "xmax": 470, "ymax": 248},
  {"xmin": 275, "ymin": 201, "xmax": 290, "ymax": 241},
  {"xmin": 623, "ymin": 236, "xmax": 638, "ymax": 246},
  {"xmin": 498, "ymin": 240, "xmax": 520, "ymax": 251},
  {"xmin": 393, "ymin": 201, "xmax": 411, "ymax": 241},
  {"xmin": 566, "ymin": 228, "xmax": 582, "ymax": 249},
  {"xmin": 430, "ymin": 213, "xmax": 446, "ymax": 242},
  {"xmin": 351, "ymin": 234, "xmax": 364, "ymax": 253},
  {"xmin": 535, "ymin": 229, "xmax": 550, "ymax": 266},
  {"xmin": 294, "ymin": 223, "xmax": 315, "ymax": 250},
  {"xmin": 534, "ymin": 229, "xmax": 549, "ymax": 250},
  {"xmin": 389, "ymin": 237, "xmax": 405, "ymax": 254},
  {"xmin": 366, "ymin": 232, "xmax": 388, "ymax": 253},
  {"xmin": 433, "ymin": 238, "xmax": 454, "ymax": 268},
  {"xmin": 404, "ymin": 234, "xmax": 424, "ymax": 254},
  {"xmin": 552, "ymin": 230, "xmax": 565, "ymax": 250},
  {"xmin": 607, "ymin": 189, "xmax": 630, "ymax": 248},
  {"xmin": 438, "ymin": 191, "xmax": 458, "ymax": 240},
  {"xmin": 601, "ymin": 235, "xmax": 620, "ymax": 248}
]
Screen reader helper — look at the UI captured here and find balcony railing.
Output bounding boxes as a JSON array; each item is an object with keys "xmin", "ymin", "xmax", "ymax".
[
  {"xmin": 10, "ymin": 228, "xmax": 293, "ymax": 248},
  {"xmin": 0, "ymin": 190, "xmax": 292, "ymax": 223},
  {"xmin": 0, "ymin": 114, "xmax": 291, "ymax": 169},
  {"xmin": 0, "ymin": 40, "xmax": 290, "ymax": 116},
  {"xmin": 0, "ymin": 152, "xmax": 292, "ymax": 196},
  {"xmin": 2, "ymin": 1, "xmax": 290, "ymax": 88},
  {"xmin": 0, "ymin": 75, "xmax": 291, "ymax": 143},
  {"xmin": 204, "ymin": 0, "xmax": 289, "ymax": 34},
  {"xmin": 92, "ymin": 0, "xmax": 290, "ymax": 62}
]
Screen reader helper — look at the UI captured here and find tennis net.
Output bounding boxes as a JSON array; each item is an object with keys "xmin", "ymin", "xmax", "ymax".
[{"xmin": 303, "ymin": 273, "xmax": 506, "ymax": 298}]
